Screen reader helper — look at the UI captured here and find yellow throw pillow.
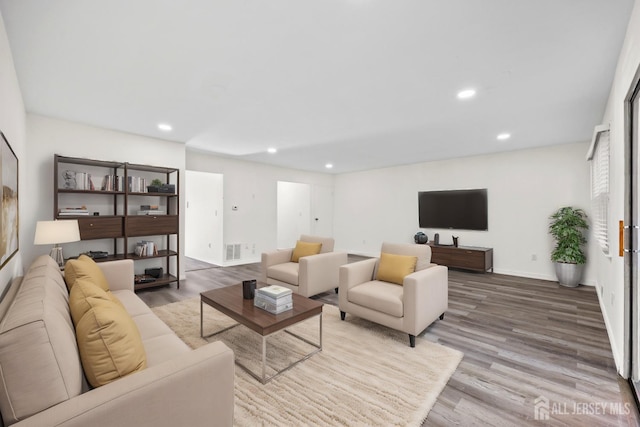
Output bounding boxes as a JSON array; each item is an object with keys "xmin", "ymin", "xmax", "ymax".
[
  {"xmin": 376, "ymin": 252, "xmax": 418, "ymax": 285},
  {"xmin": 75, "ymin": 297, "xmax": 147, "ymax": 388},
  {"xmin": 291, "ymin": 241, "xmax": 323, "ymax": 263},
  {"xmin": 64, "ymin": 254, "xmax": 110, "ymax": 292},
  {"xmin": 69, "ymin": 278, "xmax": 124, "ymax": 326}
]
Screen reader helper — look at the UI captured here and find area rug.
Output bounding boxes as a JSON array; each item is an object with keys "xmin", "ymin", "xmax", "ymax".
[{"xmin": 152, "ymin": 298, "xmax": 463, "ymax": 426}]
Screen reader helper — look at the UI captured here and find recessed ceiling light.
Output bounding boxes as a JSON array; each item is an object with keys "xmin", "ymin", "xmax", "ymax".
[
  {"xmin": 325, "ymin": 163, "xmax": 333, "ymax": 169},
  {"xmin": 157, "ymin": 123, "xmax": 172, "ymax": 132},
  {"xmin": 267, "ymin": 147, "xmax": 277, "ymax": 154},
  {"xmin": 457, "ymin": 89, "xmax": 476, "ymax": 99},
  {"xmin": 497, "ymin": 133, "xmax": 511, "ymax": 140}
]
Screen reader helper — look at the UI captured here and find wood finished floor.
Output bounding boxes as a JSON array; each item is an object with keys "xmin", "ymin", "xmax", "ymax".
[{"xmin": 138, "ymin": 258, "xmax": 640, "ymax": 426}]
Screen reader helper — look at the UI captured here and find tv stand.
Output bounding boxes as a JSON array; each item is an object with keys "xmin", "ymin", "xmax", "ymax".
[{"xmin": 428, "ymin": 243, "xmax": 493, "ymax": 273}]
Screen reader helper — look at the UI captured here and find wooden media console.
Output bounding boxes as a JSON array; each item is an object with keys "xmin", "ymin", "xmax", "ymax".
[{"xmin": 428, "ymin": 243, "xmax": 493, "ymax": 273}]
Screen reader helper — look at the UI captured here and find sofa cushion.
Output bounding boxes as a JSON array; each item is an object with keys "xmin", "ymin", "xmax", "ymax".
[
  {"xmin": 111, "ymin": 289, "xmax": 155, "ymax": 317},
  {"xmin": 140, "ymin": 334, "xmax": 191, "ymax": 367},
  {"xmin": 129, "ymin": 311, "xmax": 177, "ymax": 342},
  {"xmin": 111, "ymin": 291, "xmax": 191, "ymax": 367},
  {"xmin": 76, "ymin": 297, "xmax": 147, "ymax": 388},
  {"xmin": 348, "ymin": 280, "xmax": 404, "ymax": 317},
  {"xmin": 267, "ymin": 262, "xmax": 299, "ymax": 285},
  {"xmin": 64, "ymin": 255, "xmax": 110, "ymax": 292},
  {"xmin": 69, "ymin": 279, "xmax": 124, "ymax": 326},
  {"xmin": 0, "ymin": 255, "xmax": 83, "ymax": 425},
  {"xmin": 291, "ymin": 241, "xmax": 322, "ymax": 262},
  {"xmin": 375, "ymin": 252, "xmax": 417, "ymax": 285}
]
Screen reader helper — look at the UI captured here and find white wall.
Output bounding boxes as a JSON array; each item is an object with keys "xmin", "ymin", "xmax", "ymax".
[
  {"xmin": 25, "ymin": 114, "xmax": 187, "ymax": 279},
  {"xmin": 186, "ymin": 149, "xmax": 334, "ymax": 265},
  {"xmin": 0, "ymin": 11, "xmax": 27, "ymax": 295},
  {"xmin": 595, "ymin": 1, "xmax": 640, "ymax": 376},
  {"xmin": 334, "ymin": 141, "xmax": 594, "ymax": 283}
]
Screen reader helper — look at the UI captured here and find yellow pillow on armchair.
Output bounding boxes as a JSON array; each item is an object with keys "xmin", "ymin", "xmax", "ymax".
[
  {"xmin": 291, "ymin": 241, "xmax": 322, "ymax": 263},
  {"xmin": 375, "ymin": 252, "xmax": 418, "ymax": 285}
]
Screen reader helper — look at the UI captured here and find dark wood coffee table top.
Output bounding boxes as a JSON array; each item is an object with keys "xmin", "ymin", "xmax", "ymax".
[{"xmin": 200, "ymin": 283, "xmax": 323, "ymax": 336}]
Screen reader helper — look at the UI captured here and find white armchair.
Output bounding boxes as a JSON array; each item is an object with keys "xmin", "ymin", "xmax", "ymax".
[
  {"xmin": 338, "ymin": 242, "xmax": 448, "ymax": 347},
  {"xmin": 261, "ymin": 235, "xmax": 348, "ymax": 297}
]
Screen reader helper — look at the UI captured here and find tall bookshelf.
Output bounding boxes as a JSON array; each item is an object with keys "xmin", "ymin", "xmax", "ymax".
[{"xmin": 54, "ymin": 154, "xmax": 180, "ymax": 290}]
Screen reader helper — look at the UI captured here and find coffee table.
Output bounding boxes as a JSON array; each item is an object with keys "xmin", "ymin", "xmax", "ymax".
[{"xmin": 200, "ymin": 283, "xmax": 323, "ymax": 384}]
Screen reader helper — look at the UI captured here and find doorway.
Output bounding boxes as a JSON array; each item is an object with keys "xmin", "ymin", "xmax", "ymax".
[{"xmin": 184, "ymin": 170, "xmax": 224, "ymax": 266}]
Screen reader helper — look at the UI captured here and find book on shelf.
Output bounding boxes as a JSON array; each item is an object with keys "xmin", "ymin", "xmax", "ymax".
[
  {"xmin": 58, "ymin": 212, "xmax": 90, "ymax": 216},
  {"xmin": 72, "ymin": 172, "xmax": 95, "ymax": 191},
  {"xmin": 128, "ymin": 176, "xmax": 149, "ymax": 193},
  {"xmin": 59, "ymin": 207, "xmax": 89, "ymax": 216},
  {"xmin": 137, "ymin": 210, "xmax": 166, "ymax": 215},
  {"xmin": 134, "ymin": 274, "xmax": 157, "ymax": 284},
  {"xmin": 134, "ymin": 241, "xmax": 158, "ymax": 257},
  {"xmin": 101, "ymin": 175, "xmax": 123, "ymax": 192}
]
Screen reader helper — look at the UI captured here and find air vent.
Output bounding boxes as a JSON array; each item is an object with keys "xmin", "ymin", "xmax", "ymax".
[{"xmin": 225, "ymin": 243, "xmax": 241, "ymax": 261}]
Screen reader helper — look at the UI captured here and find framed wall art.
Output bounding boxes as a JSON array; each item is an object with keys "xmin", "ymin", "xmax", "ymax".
[{"xmin": 0, "ymin": 132, "xmax": 18, "ymax": 270}]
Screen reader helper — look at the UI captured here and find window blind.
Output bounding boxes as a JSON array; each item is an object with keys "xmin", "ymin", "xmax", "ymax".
[{"xmin": 587, "ymin": 126, "xmax": 610, "ymax": 254}]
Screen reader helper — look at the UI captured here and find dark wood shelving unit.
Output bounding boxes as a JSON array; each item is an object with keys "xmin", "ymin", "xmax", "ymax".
[{"xmin": 54, "ymin": 154, "xmax": 180, "ymax": 291}]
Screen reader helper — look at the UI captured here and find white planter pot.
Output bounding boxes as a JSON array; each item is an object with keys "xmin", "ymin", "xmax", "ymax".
[{"xmin": 554, "ymin": 262, "xmax": 584, "ymax": 287}]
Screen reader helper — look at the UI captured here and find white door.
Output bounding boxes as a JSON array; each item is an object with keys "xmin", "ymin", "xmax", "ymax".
[
  {"xmin": 185, "ymin": 171, "xmax": 224, "ymax": 265},
  {"xmin": 277, "ymin": 181, "xmax": 311, "ymax": 249},
  {"xmin": 626, "ymin": 72, "xmax": 640, "ymax": 398},
  {"xmin": 311, "ymin": 185, "xmax": 334, "ymax": 237}
]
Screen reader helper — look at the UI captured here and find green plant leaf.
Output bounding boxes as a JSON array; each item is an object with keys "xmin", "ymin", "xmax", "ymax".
[{"xmin": 549, "ymin": 206, "xmax": 588, "ymax": 264}]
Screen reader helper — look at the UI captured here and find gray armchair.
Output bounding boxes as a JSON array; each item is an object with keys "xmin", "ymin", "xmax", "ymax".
[
  {"xmin": 261, "ymin": 235, "xmax": 348, "ymax": 297},
  {"xmin": 338, "ymin": 242, "xmax": 448, "ymax": 347}
]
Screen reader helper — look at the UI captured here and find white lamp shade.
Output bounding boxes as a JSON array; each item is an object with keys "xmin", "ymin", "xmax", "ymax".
[{"xmin": 34, "ymin": 220, "xmax": 81, "ymax": 245}]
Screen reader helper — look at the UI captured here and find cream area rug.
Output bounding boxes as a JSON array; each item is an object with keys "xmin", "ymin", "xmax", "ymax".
[{"xmin": 152, "ymin": 298, "xmax": 463, "ymax": 426}]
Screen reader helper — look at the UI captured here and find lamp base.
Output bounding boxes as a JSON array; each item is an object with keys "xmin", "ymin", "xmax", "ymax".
[{"xmin": 49, "ymin": 245, "xmax": 64, "ymax": 267}]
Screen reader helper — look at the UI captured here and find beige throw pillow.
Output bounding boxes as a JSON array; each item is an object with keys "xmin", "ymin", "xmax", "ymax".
[
  {"xmin": 376, "ymin": 252, "xmax": 418, "ymax": 285},
  {"xmin": 291, "ymin": 241, "xmax": 322, "ymax": 263}
]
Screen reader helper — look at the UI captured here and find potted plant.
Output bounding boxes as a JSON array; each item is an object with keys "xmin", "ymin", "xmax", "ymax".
[
  {"xmin": 548, "ymin": 206, "xmax": 589, "ymax": 287},
  {"xmin": 147, "ymin": 179, "xmax": 163, "ymax": 193}
]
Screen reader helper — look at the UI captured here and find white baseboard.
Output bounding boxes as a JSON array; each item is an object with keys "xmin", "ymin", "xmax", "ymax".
[
  {"xmin": 492, "ymin": 268, "xmax": 595, "ymax": 286},
  {"xmin": 221, "ymin": 257, "xmax": 261, "ymax": 267}
]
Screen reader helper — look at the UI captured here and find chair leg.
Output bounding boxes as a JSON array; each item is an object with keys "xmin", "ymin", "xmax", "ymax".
[
  {"xmin": 409, "ymin": 334, "xmax": 416, "ymax": 348},
  {"xmin": 439, "ymin": 313, "xmax": 445, "ymax": 320},
  {"xmin": 335, "ymin": 287, "xmax": 339, "ymax": 294},
  {"xmin": 340, "ymin": 311, "xmax": 346, "ymax": 321}
]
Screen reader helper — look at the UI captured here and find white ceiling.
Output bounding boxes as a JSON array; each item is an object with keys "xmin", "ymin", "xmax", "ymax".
[{"xmin": 0, "ymin": 0, "xmax": 635, "ymax": 173}]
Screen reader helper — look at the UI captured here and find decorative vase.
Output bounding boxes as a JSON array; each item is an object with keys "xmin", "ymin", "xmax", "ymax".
[
  {"xmin": 62, "ymin": 170, "xmax": 77, "ymax": 189},
  {"xmin": 554, "ymin": 262, "xmax": 584, "ymax": 287}
]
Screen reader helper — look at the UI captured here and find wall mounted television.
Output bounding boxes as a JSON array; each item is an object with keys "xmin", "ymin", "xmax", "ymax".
[{"xmin": 418, "ymin": 189, "xmax": 488, "ymax": 231}]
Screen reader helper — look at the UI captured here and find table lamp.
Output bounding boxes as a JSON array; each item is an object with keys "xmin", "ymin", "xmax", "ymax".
[{"xmin": 34, "ymin": 220, "xmax": 81, "ymax": 267}]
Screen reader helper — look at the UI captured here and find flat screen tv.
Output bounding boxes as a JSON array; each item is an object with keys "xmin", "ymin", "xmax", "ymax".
[{"xmin": 418, "ymin": 189, "xmax": 488, "ymax": 231}]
